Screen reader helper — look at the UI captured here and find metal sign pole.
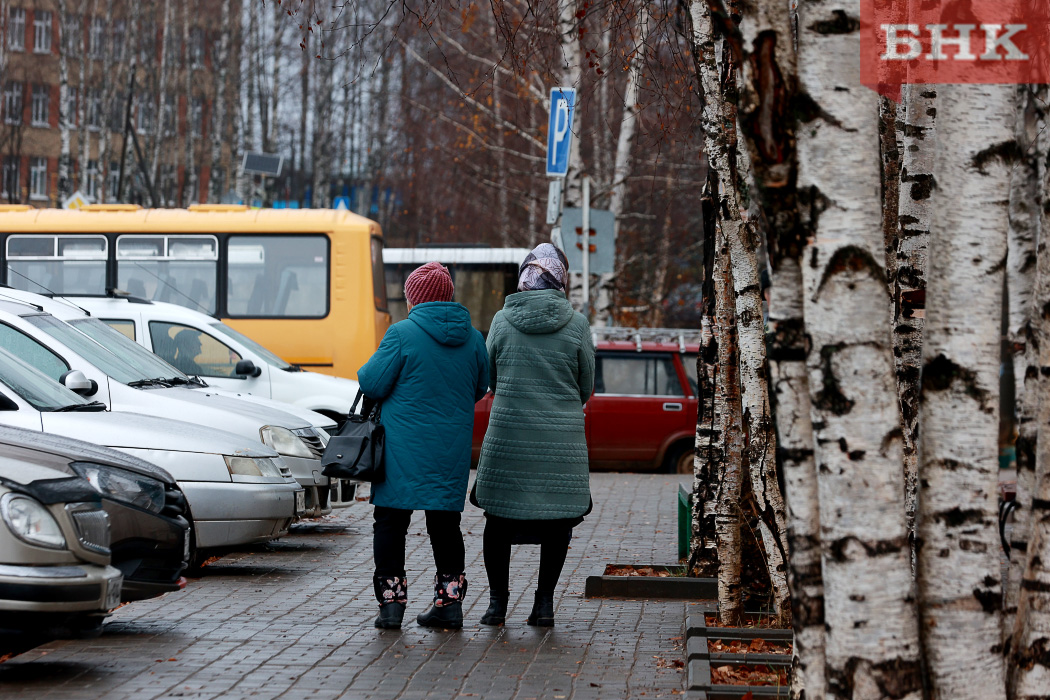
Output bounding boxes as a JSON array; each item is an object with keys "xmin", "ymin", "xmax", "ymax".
[{"xmin": 582, "ymin": 176, "xmax": 590, "ymax": 315}]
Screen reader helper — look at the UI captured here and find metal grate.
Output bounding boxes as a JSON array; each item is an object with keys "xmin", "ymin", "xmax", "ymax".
[
  {"xmin": 292, "ymin": 428, "xmax": 325, "ymax": 459},
  {"xmin": 70, "ymin": 508, "xmax": 110, "ymax": 554}
]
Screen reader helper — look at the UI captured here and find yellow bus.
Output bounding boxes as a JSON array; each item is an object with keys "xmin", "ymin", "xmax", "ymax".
[{"xmin": 0, "ymin": 204, "xmax": 390, "ymax": 379}]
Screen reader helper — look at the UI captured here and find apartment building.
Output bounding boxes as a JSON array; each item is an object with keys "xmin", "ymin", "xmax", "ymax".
[{"xmin": 0, "ymin": 0, "xmax": 241, "ymax": 207}]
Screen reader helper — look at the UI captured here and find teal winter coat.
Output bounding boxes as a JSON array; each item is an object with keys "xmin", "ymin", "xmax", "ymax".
[
  {"xmin": 357, "ymin": 302, "xmax": 488, "ymax": 512},
  {"xmin": 475, "ymin": 289, "xmax": 595, "ymax": 519}
]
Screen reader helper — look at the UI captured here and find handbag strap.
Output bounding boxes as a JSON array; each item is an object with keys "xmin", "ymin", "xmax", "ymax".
[{"xmin": 350, "ymin": 388, "xmax": 382, "ymax": 421}]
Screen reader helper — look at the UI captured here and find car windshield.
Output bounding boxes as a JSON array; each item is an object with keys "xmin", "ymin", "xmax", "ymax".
[
  {"xmin": 209, "ymin": 322, "xmax": 293, "ymax": 370},
  {"xmin": 0, "ymin": 347, "xmax": 92, "ymax": 411},
  {"xmin": 22, "ymin": 314, "xmax": 145, "ymax": 384},
  {"xmin": 68, "ymin": 317, "xmax": 189, "ymax": 382}
]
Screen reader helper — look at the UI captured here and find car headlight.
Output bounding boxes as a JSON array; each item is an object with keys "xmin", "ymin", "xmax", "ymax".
[
  {"xmin": 1, "ymin": 493, "xmax": 66, "ymax": 549},
  {"xmin": 225, "ymin": 455, "xmax": 285, "ymax": 478},
  {"xmin": 260, "ymin": 425, "xmax": 314, "ymax": 459},
  {"xmin": 71, "ymin": 462, "xmax": 166, "ymax": 515}
]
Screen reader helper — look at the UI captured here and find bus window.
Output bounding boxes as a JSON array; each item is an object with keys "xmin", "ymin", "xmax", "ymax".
[
  {"xmin": 371, "ymin": 237, "xmax": 386, "ymax": 311},
  {"xmin": 6, "ymin": 235, "xmax": 108, "ymax": 295},
  {"xmin": 226, "ymin": 235, "xmax": 328, "ymax": 318},
  {"xmin": 104, "ymin": 319, "xmax": 136, "ymax": 340},
  {"xmin": 116, "ymin": 235, "xmax": 218, "ymax": 313},
  {"xmin": 149, "ymin": 321, "xmax": 243, "ymax": 378}
]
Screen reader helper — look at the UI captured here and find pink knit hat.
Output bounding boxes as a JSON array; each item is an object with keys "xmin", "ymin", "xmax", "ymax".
[{"xmin": 404, "ymin": 261, "xmax": 454, "ymax": 306}]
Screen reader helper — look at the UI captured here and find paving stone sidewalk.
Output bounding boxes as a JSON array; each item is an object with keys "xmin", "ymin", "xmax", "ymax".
[{"xmin": 1, "ymin": 473, "xmax": 700, "ymax": 699}]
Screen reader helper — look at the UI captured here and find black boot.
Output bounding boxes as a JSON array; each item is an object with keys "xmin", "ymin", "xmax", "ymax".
[
  {"xmin": 416, "ymin": 573, "xmax": 466, "ymax": 630},
  {"xmin": 375, "ymin": 603, "xmax": 405, "ymax": 629},
  {"xmin": 373, "ymin": 573, "xmax": 408, "ymax": 629},
  {"xmin": 526, "ymin": 593, "xmax": 555, "ymax": 627},
  {"xmin": 480, "ymin": 594, "xmax": 509, "ymax": 626}
]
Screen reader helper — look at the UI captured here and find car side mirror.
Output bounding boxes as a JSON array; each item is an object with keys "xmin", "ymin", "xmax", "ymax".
[
  {"xmin": 234, "ymin": 359, "xmax": 262, "ymax": 378},
  {"xmin": 60, "ymin": 369, "xmax": 98, "ymax": 396}
]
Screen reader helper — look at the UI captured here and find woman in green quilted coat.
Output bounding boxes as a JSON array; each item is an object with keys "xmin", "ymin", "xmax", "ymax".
[{"xmin": 474, "ymin": 243, "xmax": 595, "ymax": 627}]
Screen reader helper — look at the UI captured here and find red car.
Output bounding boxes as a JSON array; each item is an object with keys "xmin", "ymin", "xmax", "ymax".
[{"xmin": 473, "ymin": 335, "xmax": 700, "ymax": 473}]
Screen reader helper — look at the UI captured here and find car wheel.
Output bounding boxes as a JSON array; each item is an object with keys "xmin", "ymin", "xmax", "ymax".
[{"xmin": 664, "ymin": 443, "xmax": 695, "ymax": 474}]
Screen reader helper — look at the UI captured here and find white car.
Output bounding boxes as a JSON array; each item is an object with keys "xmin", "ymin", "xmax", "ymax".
[
  {"xmin": 0, "ymin": 296, "xmax": 346, "ymax": 516},
  {"xmin": 70, "ymin": 295, "xmax": 361, "ymax": 423},
  {"xmin": 0, "ymin": 348, "xmax": 305, "ymax": 563}
]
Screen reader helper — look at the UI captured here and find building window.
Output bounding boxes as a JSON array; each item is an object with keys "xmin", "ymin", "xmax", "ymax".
[
  {"xmin": 32, "ymin": 10, "xmax": 52, "ymax": 54},
  {"xmin": 85, "ymin": 160, "xmax": 98, "ymax": 199},
  {"xmin": 109, "ymin": 91, "xmax": 125, "ymax": 131},
  {"xmin": 29, "ymin": 157, "xmax": 47, "ymax": 200},
  {"xmin": 161, "ymin": 93, "xmax": 176, "ymax": 136},
  {"xmin": 136, "ymin": 94, "xmax": 154, "ymax": 134},
  {"xmin": 31, "ymin": 84, "xmax": 49, "ymax": 126},
  {"xmin": 65, "ymin": 87, "xmax": 78, "ymax": 126},
  {"xmin": 63, "ymin": 13, "xmax": 80, "ymax": 56},
  {"xmin": 189, "ymin": 27, "xmax": 204, "ymax": 67},
  {"xmin": 2, "ymin": 157, "xmax": 20, "ymax": 200},
  {"xmin": 111, "ymin": 20, "xmax": 125, "ymax": 60},
  {"xmin": 8, "ymin": 8, "xmax": 25, "ymax": 52},
  {"xmin": 107, "ymin": 162, "xmax": 119, "ymax": 201},
  {"xmin": 3, "ymin": 82, "xmax": 23, "ymax": 125},
  {"xmin": 190, "ymin": 97, "xmax": 203, "ymax": 136},
  {"xmin": 87, "ymin": 88, "xmax": 102, "ymax": 129},
  {"xmin": 89, "ymin": 16, "xmax": 105, "ymax": 59}
]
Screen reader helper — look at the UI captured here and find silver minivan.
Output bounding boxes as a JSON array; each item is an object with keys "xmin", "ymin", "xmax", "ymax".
[
  {"xmin": 0, "ymin": 296, "xmax": 340, "ymax": 516},
  {"xmin": 0, "ymin": 348, "xmax": 305, "ymax": 563}
]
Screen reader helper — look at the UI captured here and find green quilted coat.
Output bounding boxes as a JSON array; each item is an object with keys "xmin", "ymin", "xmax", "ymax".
[{"xmin": 475, "ymin": 289, "xmax": 595, "ymax": 519}]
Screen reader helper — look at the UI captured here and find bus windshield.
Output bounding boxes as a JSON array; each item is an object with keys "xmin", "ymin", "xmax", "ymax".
[
  {"xmin": 209, "ymin": 322, "xmax": 292, "ymax": 370},
  {"xmin": 68, "ymin": 318, "xmax": 190, "ymax": 382}
]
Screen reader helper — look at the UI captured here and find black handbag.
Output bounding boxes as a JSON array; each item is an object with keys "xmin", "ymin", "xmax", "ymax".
[{"xmin": 321, "ymin": 390, "xmax": 386, "ymax": 483}]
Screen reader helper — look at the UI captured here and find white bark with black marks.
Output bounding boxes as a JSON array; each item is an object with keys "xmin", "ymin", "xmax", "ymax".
[
  {"xmin": 1010, "ymin": 85, "xmax": 1050, "ymax": 700},
  {"xmin": 796, "ymin": 1, "xmax": 922, "ymax": 697},
  {"xmin": 918, "ymin": 82, "xmax": 1015, "ymax": 700},
  {"xmin": 57, "ymin": 0, "xmax": 72, "ymax": 199}
]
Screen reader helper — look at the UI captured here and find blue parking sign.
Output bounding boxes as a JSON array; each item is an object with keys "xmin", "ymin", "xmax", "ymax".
[{"xmin": 546, "ymin": 87, "xmax": 577, "ymax": 177}]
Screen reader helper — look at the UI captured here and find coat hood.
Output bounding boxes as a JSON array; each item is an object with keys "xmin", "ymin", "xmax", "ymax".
[
  {"xmin": 406, "ymin": 302, "xmax": 474, "ymax": 347},
  {"xmin": 502, "ymin": 290, "xmax": 575, "ymax": 335}
]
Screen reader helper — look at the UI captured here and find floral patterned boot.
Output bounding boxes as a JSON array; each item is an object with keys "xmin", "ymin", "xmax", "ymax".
[
  {"xmin": 415, "ymin": 573, "xmax": 467, "ymax": 630},
  {"xmin": 373, "ymin": 573, "xmax": 408, "ymax": 629}
]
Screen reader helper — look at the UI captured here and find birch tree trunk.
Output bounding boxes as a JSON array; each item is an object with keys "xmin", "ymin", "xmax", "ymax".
[
  {"xmin": 150, "ymin": 0, "xmax": 171, "ymax": 186},
  {"xmin": 796, "ymin": 1, "xmax": 922, "ymax": 696},
  {"xmin": 1009, "ymin": 89, "xmax": 1050, "ymax": 700},
  {"xmin": 689, "ymin": 0, "xmax": 790, "ymax": 627},
  {"xmin": 712, "ymin": 217, "xmax": 745, "ymax": 625},
  {"xmin": 917, "ymin": 82, "xmax": 1015, "ymax": 700},
  {"xmin": 1006, "ymin": 85, "xmax": 1046, "ymax": 639},
  {"xmin": 182, "ymin": 0, "xmax": 197, "ymax": 205},
  {"xmin": 734, "ymin": 0, "xmax": 824, "ymax": 693},
  {"xmin": 57, "ymin": 0, "xmax": 72, "ymax": 199},
  {"xmin": 96, "ymin": 0, "xmax": 116, "ymax": 201},
  {"xmin": 77, "ymin": 0, "xmax": 94, "ymax": 193},
  {"xmin": 208, "ymin": 0, "xmax": 231, "ymax": 202},
  {"xmin": 556, "ymin": 0, "xmax": 583, "ymax": 208},
  {"xmin": 894, "ymin": 82, "xmax": 935, "ymax": 543}
]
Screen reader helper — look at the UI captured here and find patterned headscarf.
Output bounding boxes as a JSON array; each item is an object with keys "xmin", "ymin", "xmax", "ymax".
[{"xmin": 517, "ymin": 243, "xmax": 569, "ymax": 292}]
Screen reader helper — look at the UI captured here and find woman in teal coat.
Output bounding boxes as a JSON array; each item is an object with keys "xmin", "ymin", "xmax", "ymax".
[
  {"xmin": 357, "ymin": 262, "xmax": 489, "ymax": 630},
  {"xmin": 474, "ymin": 244, "xmax": 594, "ymax": 626}
]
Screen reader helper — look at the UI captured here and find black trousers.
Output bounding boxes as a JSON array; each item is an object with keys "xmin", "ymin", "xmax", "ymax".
[
  {"xmin": 483, "ymin": 515, "xmax": 572, "ymax": 598},
  {"xmin": 373, "ymin": 506, "xmax": 465, "ymax": 577}
]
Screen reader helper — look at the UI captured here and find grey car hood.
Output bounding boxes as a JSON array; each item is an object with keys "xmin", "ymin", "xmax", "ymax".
[
  {"xmin": 40, "ymin": 411, "xmax": 278, "ymax": 458},
  {"xmin": 0, "ymin": 423, "xmax": 176, "ymax": 484},
  {"xmin": 146, "ymin": 386, "xmax": 311, "ymax": 430}
]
